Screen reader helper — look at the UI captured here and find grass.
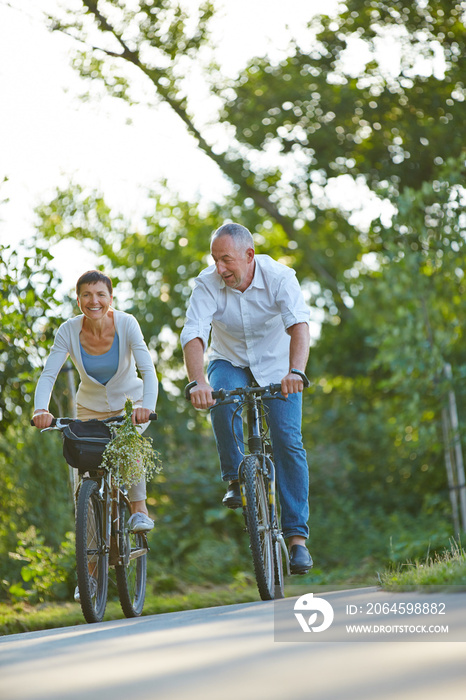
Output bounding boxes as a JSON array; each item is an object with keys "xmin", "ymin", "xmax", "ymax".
[
  {"xmin": 379, "ymin": 540, "xmax": 466, "ymax": 590},
  {"xmin": 3, "ymin": 545, "xmax": 466, "ymax": 636},
  {"xmin": 0, "ymin": 584, "xmax": 260, "ymax": 637}
]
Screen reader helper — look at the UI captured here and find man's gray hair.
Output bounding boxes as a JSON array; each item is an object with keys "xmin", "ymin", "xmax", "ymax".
[{"xmin": 211, "ymin": 223, "xmax": 255, "ymax": 251}]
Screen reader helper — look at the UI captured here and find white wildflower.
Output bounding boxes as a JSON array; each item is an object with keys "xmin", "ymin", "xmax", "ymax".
[{"xmin": 101, "ymin": 398, "xmax": 161, "ymax": 487}]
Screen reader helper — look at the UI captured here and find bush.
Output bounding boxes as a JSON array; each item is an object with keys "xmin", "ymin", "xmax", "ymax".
[{"xmin": 7, "ymin": 527, "xmax": 76, "ymax": 603}]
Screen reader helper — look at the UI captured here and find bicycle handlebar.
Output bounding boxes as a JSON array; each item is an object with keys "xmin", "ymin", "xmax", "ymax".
[
  {"xmin": 185, "ymin": 370, "xmax": 310, "ymax": 402},
  {"xmin": 30, "ymin": 413, "xmax": 158, "ymax": 428},
  {"xmin": 211, "ymin": 384, "xmax": 282, "ymax": 401}
]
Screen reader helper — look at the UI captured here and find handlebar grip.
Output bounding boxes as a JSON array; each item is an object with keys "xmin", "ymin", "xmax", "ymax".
[
  {"xmin": 149, "ymin": 412, "xmax": 158, "ymax": 421},
  {"xmin": 185, "ymin": 381, "xmax": 198, "ymax": 400}
]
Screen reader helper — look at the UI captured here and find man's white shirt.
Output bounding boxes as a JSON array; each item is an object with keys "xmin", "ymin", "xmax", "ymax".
[{"xmin": 180, "ymin": 254, "xmax": 310, "ymax": 385}]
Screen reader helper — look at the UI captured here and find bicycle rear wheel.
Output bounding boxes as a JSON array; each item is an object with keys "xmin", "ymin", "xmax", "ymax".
[
  {"xmin": 241, "ymin": 455, "xmax": 275, "ymax": 600},
  {"xmin": 75, "ymin": 479, "xmax": 108, "ymax": 623},
  {"xmin": 115, "ymin": 498, "xmax": 147, "ymax": 617}
]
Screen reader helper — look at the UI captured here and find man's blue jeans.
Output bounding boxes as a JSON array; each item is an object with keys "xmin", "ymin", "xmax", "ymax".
[{"xmin": 207, "ymin": 359, "xmax": 310, "ymax": 540}]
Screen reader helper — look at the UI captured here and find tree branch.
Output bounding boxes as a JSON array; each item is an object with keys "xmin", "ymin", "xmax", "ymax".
[{"xmin": 52, "ymin": 1, "xmax": 343, "ymax": 301}]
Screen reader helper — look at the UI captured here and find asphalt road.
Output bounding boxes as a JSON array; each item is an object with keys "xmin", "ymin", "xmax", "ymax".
[{"xmin": 1, "ymin": 587, "xmax": 465, "ymax": 700}]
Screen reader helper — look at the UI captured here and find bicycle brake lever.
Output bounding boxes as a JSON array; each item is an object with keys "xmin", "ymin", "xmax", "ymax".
[
  {"xmin": 209, "ymin": 398, "xmax": 240, "ymax": 409},
  {"xmin": 263, "ymin": 390, "xmax": 287, "ymax": 402}
]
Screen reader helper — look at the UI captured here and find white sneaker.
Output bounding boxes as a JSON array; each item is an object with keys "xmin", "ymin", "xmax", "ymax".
[
  {"xmin": 74, "ymin": 577, "xmax": 98, "ymax": 602},
  {"xmin": 127, "ymin": 512, "xmax": 154, "ymax": 533}
]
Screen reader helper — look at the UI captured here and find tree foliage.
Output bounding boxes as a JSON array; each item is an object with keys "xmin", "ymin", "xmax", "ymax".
[
  {"xmin": 42, "ymin": 0, "xmax": 466, "ymax": 312},
  {"xmin": 0, "ymin": 245, "xmax": 64, "ymax": 429}
]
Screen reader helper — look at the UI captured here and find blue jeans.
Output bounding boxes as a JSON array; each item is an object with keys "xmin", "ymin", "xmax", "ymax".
[{"xmin": 207, "ymin": 359, "xmax": 310, "ymax": 540}]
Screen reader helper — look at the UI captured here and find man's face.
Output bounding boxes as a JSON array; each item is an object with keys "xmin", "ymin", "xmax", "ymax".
[{"xmin": 211, "ymin": 235, "xmax": 255, "ymax": 292}]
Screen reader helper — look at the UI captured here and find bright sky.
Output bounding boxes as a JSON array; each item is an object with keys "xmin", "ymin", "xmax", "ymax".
[{"xmin": 0, "ymin": 0, "xmax": 338, "ymax": 283}]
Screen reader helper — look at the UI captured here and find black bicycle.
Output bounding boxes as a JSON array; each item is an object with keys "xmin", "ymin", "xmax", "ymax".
[
  {"xmin": 186, "ymin": 372, "xmax": 309, "ymax": 600},
  {"xmin": 32, "ymin": 413, "xmax": 157, "ymax": 623}
]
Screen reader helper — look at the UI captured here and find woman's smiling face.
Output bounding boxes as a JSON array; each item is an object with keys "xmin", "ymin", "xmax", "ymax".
[{"xmin": 77, "ymin": 282, "xmax": 113, "ymax": 320}]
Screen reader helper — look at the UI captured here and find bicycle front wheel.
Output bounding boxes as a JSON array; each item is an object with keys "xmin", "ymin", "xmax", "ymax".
[
  {"xmin": 75, "ymin": 479, "xmax": 109, "ymax": 623},
  {"xmin": 274, "ymin": 533, "xmax": 285, "ymax": 599},
  {"xmin": 115, "ymin": 499, "xmax": 147, "ymax": 617},
  {"xmin": 241, "ymin": 455, "xmax": 275, "ymax": 600}
]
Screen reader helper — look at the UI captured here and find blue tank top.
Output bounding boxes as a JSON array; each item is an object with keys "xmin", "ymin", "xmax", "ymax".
[{"xmin": 80, "ymin": 333, "xmax": 119, "ymax": 385}]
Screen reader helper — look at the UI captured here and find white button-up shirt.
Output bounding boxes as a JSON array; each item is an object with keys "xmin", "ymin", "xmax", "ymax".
[{"xmin": 180, "ymin": 254, "xmax": 310, "ymax": 384}]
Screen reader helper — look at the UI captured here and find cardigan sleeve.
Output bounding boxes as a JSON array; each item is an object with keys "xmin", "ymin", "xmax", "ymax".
[
  {"xmin": 34, "ymin": 323, "xmax": 71, "ymax": 411},
  {"xmin": 127, "ymin": 316, "xmax": 158, "ymax": 410}
]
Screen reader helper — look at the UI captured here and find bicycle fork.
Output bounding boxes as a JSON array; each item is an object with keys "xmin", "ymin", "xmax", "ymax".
[
  {"xmin": 239, "ymin": 455, "xmax": 291, "ymax": 576},
  {"xmin": 266, "ymin": 455, "xmax": 291, "ymax": 577}
]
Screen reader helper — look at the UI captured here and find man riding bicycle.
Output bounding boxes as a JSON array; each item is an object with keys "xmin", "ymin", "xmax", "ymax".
[{"xmin": 181, "ymin": 223, "xmax": 313, "ymax": 574}]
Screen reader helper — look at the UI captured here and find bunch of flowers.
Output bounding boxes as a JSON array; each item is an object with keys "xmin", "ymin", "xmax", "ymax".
[{"xmin": 101, "ymin": 398, "xmax": 161, "ymax": 487}]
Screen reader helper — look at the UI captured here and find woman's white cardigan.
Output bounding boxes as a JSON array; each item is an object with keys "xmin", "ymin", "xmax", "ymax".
[{"xmin": 34, "ymin": 310, "xmax": 158, "ymax": 413}]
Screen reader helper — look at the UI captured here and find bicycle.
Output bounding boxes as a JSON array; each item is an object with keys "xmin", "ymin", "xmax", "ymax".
[
  {"xmin": 186, "ymin": 371, "xmax": 309, "ymax": 601},
  {"xmin": 32, "ymin": 413, "xmax": 157, "ymax": 623}
]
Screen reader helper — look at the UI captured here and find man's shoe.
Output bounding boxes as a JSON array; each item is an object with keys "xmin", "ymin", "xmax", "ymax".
[
  {"xmin": 289, "ymin": 545, "xmax": 313, "ymax": 574},
  {"xmin": 127, "ymin": 512, "xmax": 154, "ymax": 533},
  {"xmin": 222, "ymin": 481, "xmax": 242, "ymax": 509},
  {"xmin": 74, "ymin": 577, "xmax": 98, "ymax": 602}
]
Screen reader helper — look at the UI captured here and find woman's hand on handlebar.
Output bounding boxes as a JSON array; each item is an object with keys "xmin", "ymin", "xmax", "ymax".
[
  {"xmin": 132, "ymin": 407, "xmax": 153, "ymax": 425},
  {"xmin": 32, "ymin": 411, "xmax": 54, "ymax": 429},
  {"xmin": 189, "ymin": 381, "xmax": 216, "ymax": 410}
]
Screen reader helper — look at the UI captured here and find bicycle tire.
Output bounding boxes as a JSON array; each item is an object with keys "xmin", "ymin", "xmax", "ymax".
[
  {"xmin": 75, "ymin": 479, "xmax": 108, "ymax": 623},
  {"xmin": 115, "ymin": 499, "xmax": 147, "ymax": 617},
  {"xmin": 241, "ymin": 455, "xmax": 275, "ymax": 600},
  {"xmin": 273, "ymin": 533, "xmax": 285, "ymax": 599}
]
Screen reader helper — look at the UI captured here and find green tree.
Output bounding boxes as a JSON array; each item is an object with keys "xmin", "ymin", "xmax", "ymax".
[
  {"xmin": 0, "ymin": 246, "xmax": 76, "ymax": 597},
  {"xmin": 0, "ymin": 244, "xmax": 65, "ymax": 429},
  {"xmin": 40, "ymin": 0, "xmax": 466, "ymax": 315}
]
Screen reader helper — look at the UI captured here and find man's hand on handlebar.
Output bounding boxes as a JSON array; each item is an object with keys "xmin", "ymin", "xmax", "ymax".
[
  {"xmin": 32, "ymin": 411, "xmax": 54, "ymax": 430},
  {"xmin": 188, "ymin": 381, "xmax": 216, "ymax": 410},
  {"xmin": 280, "ymin": 372, "xmax": 304, "ymax": 398}
]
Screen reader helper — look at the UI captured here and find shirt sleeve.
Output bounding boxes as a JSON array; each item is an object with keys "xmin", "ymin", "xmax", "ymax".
[
  {"xmin": 34, "ymin": 323, "xmax": 71, "ymax": 411},
  {"xmin": 127, "ymin": 315, "xmax": 158, "ymax": 410},
  {"xmin": 180, "ymin": 276, "xmax": 217, "ymax": 351},
  {"xmin": 276, "ymin": 270, "xmax": 310, "ymax": 330}
]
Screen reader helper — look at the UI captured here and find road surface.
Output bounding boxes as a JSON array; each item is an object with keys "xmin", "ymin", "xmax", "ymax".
[{"xmin": 1, "ymin": 587, "xmax": 465, "ymax": 700}]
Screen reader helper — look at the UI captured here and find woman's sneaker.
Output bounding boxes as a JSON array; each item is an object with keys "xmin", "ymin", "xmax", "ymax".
[
  {"xmin": 74, "ymin": 577, "xmax": 98, "ymax": 602},
  {"xmin": 127, "ymin": 512, "xmax": 154, "ymax": 533}
]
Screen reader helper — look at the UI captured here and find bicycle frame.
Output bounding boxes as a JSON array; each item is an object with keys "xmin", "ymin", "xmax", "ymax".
[
  {"xmin": 78, "ymin": 469, "xmax": 148, "ymax": 568},
  {"xmin": 210, "ymin": 384, "xmax": 291, "ymax": 578},
  {"xmin": 242, "ymin": 391, "xmax": 290, "ymax": 577}
]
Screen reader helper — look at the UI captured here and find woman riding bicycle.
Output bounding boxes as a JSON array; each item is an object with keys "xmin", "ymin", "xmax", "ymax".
[{"xmin": 32, "ymin": 270, "xmax": 158, "ymax": 535}]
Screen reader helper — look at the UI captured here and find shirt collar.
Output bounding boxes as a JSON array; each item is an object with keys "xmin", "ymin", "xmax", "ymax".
[{"xmin": 249, "ymin": 257, "xmax": 265, "ymax": 290}]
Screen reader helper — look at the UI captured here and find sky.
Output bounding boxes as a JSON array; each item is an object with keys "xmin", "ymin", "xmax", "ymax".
[{"xmin": 0, "ymin": 0, "xmax": 338, "ymax": 284}]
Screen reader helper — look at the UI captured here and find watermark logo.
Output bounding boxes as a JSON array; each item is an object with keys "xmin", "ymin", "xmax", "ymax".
[{"xmin": 293, "ymin": 593, "xmax": 334, "ymax": 633}]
